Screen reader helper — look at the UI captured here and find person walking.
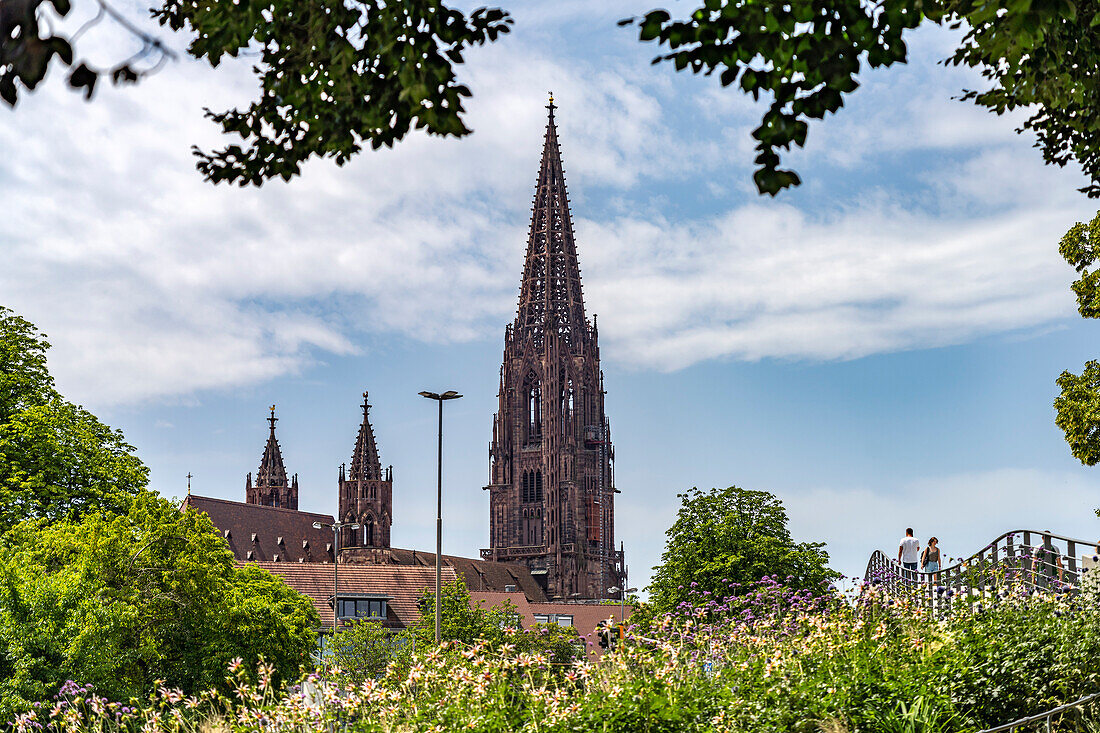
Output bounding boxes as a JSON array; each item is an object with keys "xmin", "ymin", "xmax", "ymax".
[
  {"xmin": 898, "ymin": 528, "xmax": 920, "ymax": 578},
  {"xmin": 921, "ymin": 537, "xmax": 941, "ymax": 581}
]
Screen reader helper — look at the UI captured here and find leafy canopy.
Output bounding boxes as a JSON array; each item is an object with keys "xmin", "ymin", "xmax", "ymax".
[
  {"xmin": 1055, "ymin": 212, "xmax": 1100, "ymax": 465},
  {"xmin": 647, "ymin": 485, "xmax": 837, "ymax": 613},
  {"xmin": 4, "ymin": 0, "xmax": 1099, "ymax": 195},
  {"xmin": 0, "ymin": 492, "xmax": 320, "ymax": 719},
  {"xmin": 0, "ymin": 306, "xmax": 147, "ymax": 531}
]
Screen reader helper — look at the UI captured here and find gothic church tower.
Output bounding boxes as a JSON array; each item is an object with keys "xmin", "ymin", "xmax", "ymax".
[
  {"xmin": 245, "ymin": 406, "xmax": 299, "ymax": 509},
  {"xmin": 338, "ymin": 392, "xmax": 393, "ymax": 550},
  {"xmin": 483, "ymin": 98, "xmax": 623, "ymax": 599}
]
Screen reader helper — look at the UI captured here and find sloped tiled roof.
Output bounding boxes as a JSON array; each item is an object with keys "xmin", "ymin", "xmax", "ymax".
[
  {"xmin": 386, "ymin": 548, "xmax": 548, "ymax": 602},
  {"xmin": 254, "ymin": 561, "xmax": 457, "ymax": 630},
  {"xmin": 182, "ymin": 494, "xmax": 335, "ymax": 563},
  {"xmin": 469, "ymin": 591, "xmax": 632, "ymax": 657}
]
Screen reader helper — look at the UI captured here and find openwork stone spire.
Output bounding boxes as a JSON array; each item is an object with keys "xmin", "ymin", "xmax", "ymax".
[
  {"xmin": 339, "ymin": 390, "xmax": 393, "ymax": 550},
  {"xmin": 483, "ymin": 98, "xmax": 623, "ymax": 600},
  {"xmin": 514, "ymin": 96, "xmax": 588, "ymax": 349},
  {"xmin": 246, "ymin": 405, "xmax": 298, "ymax": 509}
]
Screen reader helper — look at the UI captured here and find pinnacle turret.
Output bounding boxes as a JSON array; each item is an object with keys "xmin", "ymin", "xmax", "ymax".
[
  {"xmin": 349, "ymin": 392, "xmax": 382, "ymax": 481},
  {"xmin": 246, "ymin": 405, "xmax": 297, "ymax": 509},
  {"xmin": 514, "ymin": 96, "xmax": 589, "ymax": 349}
]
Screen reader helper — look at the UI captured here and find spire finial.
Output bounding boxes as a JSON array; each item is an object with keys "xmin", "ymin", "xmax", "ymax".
[
  {"xmin": 268, "ymin": 404, "xmax": 277, "ymax": 432},
  {"xmin": 362, "ymin": 391, "xmax": 370, "ymax": 414},
  {"xmin": 186, "ymin": 472, "xmax": 193, "ymax": 495}
]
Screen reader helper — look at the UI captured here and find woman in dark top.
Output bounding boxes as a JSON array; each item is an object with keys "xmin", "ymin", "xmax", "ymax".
[{"xmin": 922, "ymin": 537, "xmax": 941, "ymax": 581}]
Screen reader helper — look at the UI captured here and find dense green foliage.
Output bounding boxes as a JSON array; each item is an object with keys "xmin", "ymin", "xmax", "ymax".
[
  {"xmin": 5, "ymin": 0, "xmax": 1099, "ymax": 194},
  {"xmin": 0, "ymin": 493, "xmax": 320, "ymax": 720},
  {"xmin": 151, "ymin": 0, "xmax": 512, "ymax": 185},
  {"xmin": 626, "ymin": 0, "xmax": 1100, "ymax": 197},
  {"xmin": 647, "ymin": 485, "xmax": 837, "ymax": 613},
  {"xmin": 326, "ymin": 577, "xmax": 584, "ymax": 685},
  {"xmin": 1056, "ymin": 211, "xmax": 1100, "ymax": 464},
  {"xmin": 0, "ymin": 306, "xmax": 147, "ymax": 532},
  {"xmin": 17, "ymin": 580, "xmax": 1100, "ymax": 732}
]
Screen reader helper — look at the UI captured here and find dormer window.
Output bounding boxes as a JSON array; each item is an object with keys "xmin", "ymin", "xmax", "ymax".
[
  {"xmin": 251, "ymin": 533, "xmax": 258, "ymax": 542},
  {"xmin": 335, "ymin": 595, "xmax": 390, "ymax": 621},
  {"xmin": 223, "ymin": 529, "xmax": 231, "ymax": 539},
  {"xmin": 277, "ymin": 536, "xmax": 285, "ymax": 546},
  {"xmin": 246, "ymin": 551, "xmax": 254, "ymax": 560},
  {"xmin": 273, "ymin": 554, "xmax": 280, "ymax": 562},
  {"xmin": 302, "ymin": 539, "xmax": 310, "ymax": 549}
]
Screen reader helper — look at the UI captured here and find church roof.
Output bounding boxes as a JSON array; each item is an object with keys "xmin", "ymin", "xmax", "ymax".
[
  {"xmin": 515, "ymin": 97, "xmax": 589, "ymax": 348},
  {"xmin": 182, "ymin": 494, "xmax": 334, "ymax": 563},
  {"xmin": 182, "ymin": 495, "xmax": 548, "ymax": 601},
  {"xmin": 348, "ymin": 392, "xmax": 383, "ymax": 481},
  {"xmin": 256, "ymin": 406, "xmax": 289, "ymax": 488}
]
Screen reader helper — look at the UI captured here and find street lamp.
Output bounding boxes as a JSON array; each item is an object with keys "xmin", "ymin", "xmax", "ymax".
[
  {"xmin": 313, "ymin": 520, "xmax": 360, "ymax": 632},
  {"xmin": 607, "ymin": 586, "xmax": 638, "ymax": 622},
  {"xmin": 419, "ymin": 389, "xmax": 462, "ymax": 644}
]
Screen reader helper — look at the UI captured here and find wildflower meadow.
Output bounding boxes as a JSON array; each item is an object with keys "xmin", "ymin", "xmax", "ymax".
[{"xmin": 13, "ymin": 574, "xmax": 1100, "ymax": 733}]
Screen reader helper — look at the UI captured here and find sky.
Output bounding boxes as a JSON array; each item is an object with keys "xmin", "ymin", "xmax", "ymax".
[{"xmin": 3, "ymin": 0, "xmax": 1100, "ymax": 593}]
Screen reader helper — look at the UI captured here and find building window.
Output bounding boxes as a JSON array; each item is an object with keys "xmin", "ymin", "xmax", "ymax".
[
  {"xmin": 532, "ymin": 613, "xmax": 573, "ymax": 627},
  {"xmin": 336, "ymin": 597, "xmax": 389, "ymax": 621}
]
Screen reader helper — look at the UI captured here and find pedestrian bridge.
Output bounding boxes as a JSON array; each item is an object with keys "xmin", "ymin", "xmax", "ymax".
[{"xmin": 863, "ymin": 529, "xmax": 1099, "ymax": 611}]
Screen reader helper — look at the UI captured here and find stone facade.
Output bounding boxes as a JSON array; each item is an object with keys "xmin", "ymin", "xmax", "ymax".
[{"xmin": 481, "ymin": 99, "xmax": 623, "ymax": 600}]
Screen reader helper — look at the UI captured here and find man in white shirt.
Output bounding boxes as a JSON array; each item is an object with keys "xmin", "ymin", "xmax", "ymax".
[{"xmin": 898, "ymin": 528, "xmax": 920, "ymax": 571}]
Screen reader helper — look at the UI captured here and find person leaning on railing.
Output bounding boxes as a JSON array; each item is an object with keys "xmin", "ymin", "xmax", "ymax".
[{"xmin": 1034, "ymin": 532, "xmax": 1064, "ymax": 588}]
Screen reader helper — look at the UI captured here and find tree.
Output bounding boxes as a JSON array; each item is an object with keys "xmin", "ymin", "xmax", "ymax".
[
  {"xmin": 4, "ymin": 0, "xmax": 1098, "ymax": 195},
  {"xmin": 647, "ymin": 486, "xmax": 837, "ymax": 613},
  {"xmin": 1056, "ymin": 211, "xmax": 1100, "ymax": 465},
  {"xmin": 0, "ymin": 306, "xmax": 147, "ymax": 532},
  {"xmin": 0, "ymin": 492, "xmax": 320, "ymax": 719}
]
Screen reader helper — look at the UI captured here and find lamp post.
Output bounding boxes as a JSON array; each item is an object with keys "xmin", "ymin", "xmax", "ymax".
[
  {"xmin": 607, "ymin": 586, "xmax": 638, "ymax": 622},
  {"xmin": 418, "ymin": 389, "xmax": 462, "ymax": 644},
  {"xmin": 313, "ymin": 520, "xmax": 360, "ymax": 635}
]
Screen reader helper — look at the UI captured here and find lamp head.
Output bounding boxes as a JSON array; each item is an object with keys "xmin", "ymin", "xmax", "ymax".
[
  {"xmin": 441, "ymin": 390, "xmax": 462, "ymax": 400},
  {"xmin": 350, "ymin": 523, "xmax": 361, "ymax": 530},
  {"xmin": 607, "ymin": 586, "xmax": 621, "ymax": 594},
  {"xmin": 312, "ymin": 521, "xmax": 323, "ymax": 530},
  {"xmin": 418, "ymin": 391, "xmax": 437, "ymax": 399}
]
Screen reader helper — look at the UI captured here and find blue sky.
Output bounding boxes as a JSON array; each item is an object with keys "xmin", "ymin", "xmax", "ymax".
[{"xmin": 2, "ymin": 0, "xmax": 1100, "ymax": 591}]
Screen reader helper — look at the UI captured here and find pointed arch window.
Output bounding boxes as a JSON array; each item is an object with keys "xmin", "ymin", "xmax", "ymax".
[
  {"xmin": 364, "ymin": 517, "xmax": 376, "ymax": 547},
  {"xmin": 523, "ymin": 372, "xmax": 542, "ymax": 445}
]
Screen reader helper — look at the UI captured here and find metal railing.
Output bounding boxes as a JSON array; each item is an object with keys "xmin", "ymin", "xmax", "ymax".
[
  {"xmin": 976, "ymin": 691, "xmax": 1100, "ymax": 732},
  {"xmin": 863, "ymin": 529, "xmax": 1100, "ymax": 613}
]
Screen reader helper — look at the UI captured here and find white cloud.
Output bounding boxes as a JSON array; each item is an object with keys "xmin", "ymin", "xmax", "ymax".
[{"xmin": 0, "ymin": 16, "xmax": 1095, "ymax": 407}]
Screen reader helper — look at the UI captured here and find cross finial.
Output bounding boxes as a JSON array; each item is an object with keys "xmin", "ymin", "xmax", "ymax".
[{"xmin": 186, "ymin": 472, "xmax": 193, "ymax": 494}]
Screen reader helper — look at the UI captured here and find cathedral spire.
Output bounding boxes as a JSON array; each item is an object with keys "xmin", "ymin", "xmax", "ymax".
[
  {"xmin": 247, "ymin": 405, "xmax": 296, "ymax": 509},
  {"xmin": 339, "ymin": 389, "xmax": 393, "ymax": 550},
  {"xmin": 349, "ymin": 391, "xmax": 382, "ymax": 481},
  {"xmin": 515, "ymin": 95, "xmax": 588, "ymax": 348},
  {"xmin": 256, "ymin": 405, "xmax": 287, "ymax": 488}
]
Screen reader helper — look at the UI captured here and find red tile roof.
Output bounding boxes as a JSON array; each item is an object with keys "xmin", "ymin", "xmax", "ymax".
[
  {"xmin": 183, "ymin": 494, "xmax": 335, "ymax": 563},
  {"xmin": 253, "ymin": 561, "xmax": 457, "ymax": 630}
]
